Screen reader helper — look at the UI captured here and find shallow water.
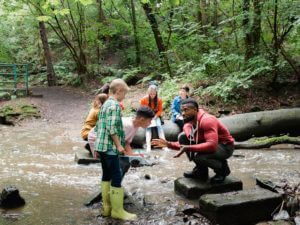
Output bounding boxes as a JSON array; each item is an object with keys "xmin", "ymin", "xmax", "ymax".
[{"xmin": 0, "ymin": 121, "xmax": 299, "ymax": 225}]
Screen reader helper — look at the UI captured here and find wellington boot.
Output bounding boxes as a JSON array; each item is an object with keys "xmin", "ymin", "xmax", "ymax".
[
  {"xmin": 110, "ymin": 186, "xmax": 137, "ymax": 221},
  {"xmin": 101, "ymin": 181, "xmax": 111, "ymax": 217}
]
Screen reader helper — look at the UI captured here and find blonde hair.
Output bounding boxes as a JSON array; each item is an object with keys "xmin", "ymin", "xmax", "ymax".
[
  {"xmin": 109, "ymin": 79, "xmax": 129, "ymax": 94},
  {"xmin": 93, "ymin": 93, "xmax": 108, "ymax": 109}
]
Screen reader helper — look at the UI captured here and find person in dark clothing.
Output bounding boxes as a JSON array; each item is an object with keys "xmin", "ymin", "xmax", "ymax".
[{"xmin": 152, "ymin": 98, "xmax": 234, "ymax": 184}]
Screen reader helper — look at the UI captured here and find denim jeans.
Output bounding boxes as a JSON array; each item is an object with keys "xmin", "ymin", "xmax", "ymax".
[{"xmin": 99, "ymin": 153, "xmax": 122, "ymax": 187}]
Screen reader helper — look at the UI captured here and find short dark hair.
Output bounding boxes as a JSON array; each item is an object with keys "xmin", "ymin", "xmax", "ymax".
[
  {"xmin": 136, "ymin": 106, "xmax": 155, "ymax": 119},
  {"xmin": 181, "ymin": 98, "xmax": 198, "ymax": 110},
  {"xmin": 180, "ymin": 85, "xmax": 190, "ymax": 93}
]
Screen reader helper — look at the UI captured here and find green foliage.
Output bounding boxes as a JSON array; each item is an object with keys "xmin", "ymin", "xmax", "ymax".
[{"xmin": 0, "ymin": 0, "xmax": 298, "ymax": 99}]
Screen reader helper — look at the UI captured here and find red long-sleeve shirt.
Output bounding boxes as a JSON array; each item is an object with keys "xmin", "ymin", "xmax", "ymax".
[{"xmin": 168, "ymin": 109, "xmax": 234, "ymax": 153}]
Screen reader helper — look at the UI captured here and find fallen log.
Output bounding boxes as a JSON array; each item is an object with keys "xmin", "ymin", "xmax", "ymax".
[
  {"xmin": 219, "ymin": 108, "xmax": 300, "ymax": 141},
  {"xmin": 130, "ymin": 108, "xmax": 300, "ymax": 147},
  {"xmin": 234, "ymin": 135, "xmax": 300, "ymax": 149}
]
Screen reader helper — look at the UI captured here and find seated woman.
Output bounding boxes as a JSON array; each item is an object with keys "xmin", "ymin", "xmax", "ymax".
[
  {"xmin": 140, "ymin": 84, "xmax": 166, "ymax": 152},
  {"xmin": 171, "ymin": 85, "xmax": 189, "ymax": 130},
  {"xmin": 81, "ymin": 93, "xmax": 108, "ymax": 155}
]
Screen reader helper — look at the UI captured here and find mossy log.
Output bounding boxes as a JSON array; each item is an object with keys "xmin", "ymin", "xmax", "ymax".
[
  {"xmin": 234, "ymin": 135, "xmax": 300, "ymax": 149},
  {"xmin": 130, "ymin": 108, "xmax": 300, "ymax": 147}
]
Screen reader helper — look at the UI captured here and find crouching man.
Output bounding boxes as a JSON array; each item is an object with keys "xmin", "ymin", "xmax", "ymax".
[{"xmin": 152, "ymin": 98, "xmax": 234, "ymax": 184}]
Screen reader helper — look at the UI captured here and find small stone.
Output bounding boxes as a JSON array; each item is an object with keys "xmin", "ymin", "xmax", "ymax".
[
  {"xmin": 0, "ymin": 185, "xmax": 25, "ymax": 209},
  {"xmin": 273, "ymin": 210, "xmax": 290, "ymax": 220},
  {"xmin": 295, "ymin": 216, "xmax": 300, "ymax": 225},
  {"xmin": 144, "ymin": 174, "xmax": 151, "ymax": 180}
]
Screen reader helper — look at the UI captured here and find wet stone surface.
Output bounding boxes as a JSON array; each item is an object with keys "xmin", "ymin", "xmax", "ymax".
[
  {"xmin": 0, "ymin": 186, "xmax": 25, "ymax": 209},
  {"xmin": 174, "ymin": 176, "xmax": 243, "ymax": 199},
  {"xmin": 199, "ymin": 188, "xmax": 283, "ymax": 225}
]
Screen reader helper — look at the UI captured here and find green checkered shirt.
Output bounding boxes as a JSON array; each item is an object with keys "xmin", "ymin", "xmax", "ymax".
[{"xmin": 94, "ymin": 97, "xmax": 125, "ymax": 155}]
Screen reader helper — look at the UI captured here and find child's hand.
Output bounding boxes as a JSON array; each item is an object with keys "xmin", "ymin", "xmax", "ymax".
[{"xmin": 117, "ymin": 145, "xmax": 125, "ymax": 154}]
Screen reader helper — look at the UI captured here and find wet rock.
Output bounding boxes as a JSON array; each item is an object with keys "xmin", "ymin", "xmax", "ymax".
[
  {"xmin": 199, "ymin": 188, "xmax": 282, "ymax": 225},
  {"xmin": 256, "ymin": 221, "xmax": 293, "ymax": 225},
  {"xmin": 256, "ymin": 177, "xmax": 280, "ymax": 193},
  {"xmin": 273, "ymin": 210, "xmax": 289, "ymax": 220},
  {"xmin": 295, "ymin": 216, "xmax": 300, "ymax": 225},
  {"xmin": 0, "ymin": 186, "xmax": 25, "ymax": 209},
  {"xmin": 174, "ymin": 176, "xmax": 243, "ymax": 200},
  {"xmin": 144, "ymin": 174, "xmax": 151, "ymax": 180},
  {"xmin": 122, "ymin": 155, "xmax": 156, "ymax": 167},
  {"xmin": 84, "ymin": 190, "xmax": 130, "ymax": 207},
  {"xmin": 84, "ymin": 190, "xmax": 102, "ymax": 207},
  {"xmin": 0, "ymin": 92, "xmax": 11, "ymax": 101},
  {"xmin": 74, "ymin": 151, "xmax": 100, "ymax": 165}
]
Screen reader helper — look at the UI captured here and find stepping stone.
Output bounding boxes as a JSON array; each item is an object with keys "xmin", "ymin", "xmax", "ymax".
[
  {"xmin": 120, "ymin": 155, "xmax": 156, "ymax": 167},
  {"xmin": 174, "ymin": 176, "xmax": 243, "ymax": 199},
  {"xmin": 199, "ymin": 188, "xmax": 283, "ymax": 225},
  {"xmin": 75, "ymin": 150, "xmax": 156, "ymax": 166},
  {"xmin": 74, "ymin": 151, "xmax": 100, "ymax": 165}
]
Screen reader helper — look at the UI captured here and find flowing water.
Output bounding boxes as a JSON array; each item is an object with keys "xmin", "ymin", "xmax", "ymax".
[
  {"xmin": 0, "ymin": 87, "xmax": 299, "ymax": 225},
  {"xmin": 1, "ymin": 121, "xmax": 299, "ymax": 225}
]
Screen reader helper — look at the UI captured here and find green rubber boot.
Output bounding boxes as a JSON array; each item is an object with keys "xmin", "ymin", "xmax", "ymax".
[
  {"xmin": 101, "ymin": 181, "xmax": 111, "ymax": 217},
  {"xmin": 110, "ymin": 186, "xmax": 137, "ymax": 221}
]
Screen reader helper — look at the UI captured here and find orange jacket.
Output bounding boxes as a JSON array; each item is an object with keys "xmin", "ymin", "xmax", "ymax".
[
  {"xmin": 81, "ymin": 107, "xmax": 99, "ymax": 140},
  {"xmin": 140, "ymin": 96, "xmax": 163, "ymax": 117}
]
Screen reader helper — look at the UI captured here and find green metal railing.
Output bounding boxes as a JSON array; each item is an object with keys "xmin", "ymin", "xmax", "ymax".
[{"xmin": 0, "ymin": 63, "xmax": 29, "ymax": 95}]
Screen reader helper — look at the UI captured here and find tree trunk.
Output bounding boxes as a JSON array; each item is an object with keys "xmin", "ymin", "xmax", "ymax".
[
  {"xmin": 251, "ymin": 0, "xmax": 262, "ymax": 55},
  {"xmin": 38, "ymin": 21, "xmax": 56, "ymax": 86},
  {"xmin": 220, "ymin": 108, "xmax": 300, "ymax": 141},
  {"xmin": 130, "ymin": 0, "xmax": 141, "ymax": 65},
  {"xmin": 272, "ymin": 0, "xmax": 279, "ymax": 84},
  {"xmin": 131, "ymin": 108, "xmax": 300, "ymax": 147},
  {"xmin": 212, "ymin": 0, "xmax": 218, "ymax": 28},
  {"xmin": 142, "ymin": 3, "xmax": 172, "ymax": 76},
  {"xmin": 243, "ymin": 0, "xmax": 253, "ymax": 60},
  {"xmin": 77, "ymin": 49, "xmax": 87, "ymax": 75}
]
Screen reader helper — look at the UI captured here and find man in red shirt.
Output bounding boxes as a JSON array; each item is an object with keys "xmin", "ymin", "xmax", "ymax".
[{"xmin": 152, "ymin": 98, "xmax": 234, "ymax": 184}]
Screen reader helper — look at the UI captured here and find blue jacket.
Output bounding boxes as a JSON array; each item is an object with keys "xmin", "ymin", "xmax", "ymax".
[{"xmin": 171, "ymin": 96, "xmax": 182, "ymax": 122}]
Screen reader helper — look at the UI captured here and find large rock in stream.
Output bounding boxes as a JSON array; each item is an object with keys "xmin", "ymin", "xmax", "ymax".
[
  {"xmin": 174, "ymin": 176, "xmax": 243, "ymax": 200},
  {"xmin": 199, "ymin": 188, "xmax": 283, "ymax": 225},
  {"xmin": 0, "ymin": 186, "xmax": 25, "ymax": 209}
]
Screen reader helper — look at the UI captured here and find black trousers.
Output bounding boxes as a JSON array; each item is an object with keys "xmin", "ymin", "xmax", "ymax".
[{"xmin": 178, "ymin": 132, "xmax": 234, "ymax": 171}]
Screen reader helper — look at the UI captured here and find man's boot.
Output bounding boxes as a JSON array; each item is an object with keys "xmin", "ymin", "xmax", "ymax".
[
  {"xmin": 210, "ymin": 160, "xmax": 231, "ymax": 184},
  {"xmin": 183, "ymin": 165, "xmax": 208, "ymax": 181}
]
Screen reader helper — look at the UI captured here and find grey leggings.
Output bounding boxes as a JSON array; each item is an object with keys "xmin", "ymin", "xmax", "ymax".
[{"xmin": 178, "ymin": 132, "xmax": 234, "ymax": 170}]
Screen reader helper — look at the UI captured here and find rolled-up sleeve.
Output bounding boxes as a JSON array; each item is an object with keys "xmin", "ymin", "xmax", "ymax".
[{"xmin": 106, "ymin": 105, "xmax": 118, "ymax": 135}]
